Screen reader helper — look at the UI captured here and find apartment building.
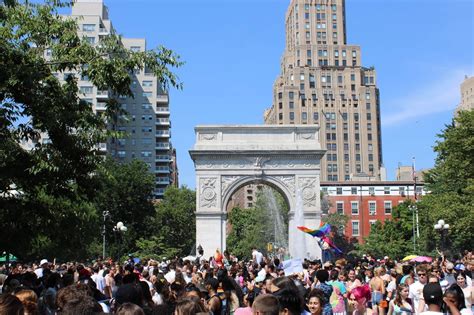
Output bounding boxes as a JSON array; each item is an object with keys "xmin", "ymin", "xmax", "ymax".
[
  {"xmin": 321, "ymin": 181, "xmax": 427, "ymax": 241},
  {"xmin": 264, "ymin": 0, "xmax": 383, "ymax": 182},
  {"xmin": 65, "ymin": 0, "xmax": 176, "ymax": 198}
]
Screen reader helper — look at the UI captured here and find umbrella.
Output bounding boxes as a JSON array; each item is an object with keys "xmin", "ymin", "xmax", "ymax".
[
  {"xmin": 402, "ymin": 255, "xmax": 418, "ymax": 261},
  {"xmin": 0, "ymin": 253, "xmax": 17, "ymax": 262},
  {"xmin": 410, "ymin": 256, "xmax": 432, "ymax": 263}
]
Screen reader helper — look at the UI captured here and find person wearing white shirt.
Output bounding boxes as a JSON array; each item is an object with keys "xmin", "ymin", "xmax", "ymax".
[
  {"xmin": 410, "ymin": 267, "xmax": 428, "ymax": 314},
  {"xmin": 252, "ymin": 248, "xmax": 263, "ymax": 265}
]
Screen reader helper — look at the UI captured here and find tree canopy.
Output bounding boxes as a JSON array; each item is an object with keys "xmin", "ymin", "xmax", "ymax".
[{"xmin": 0, "ymin": 0, "xmax": 182, "ymax": 260}]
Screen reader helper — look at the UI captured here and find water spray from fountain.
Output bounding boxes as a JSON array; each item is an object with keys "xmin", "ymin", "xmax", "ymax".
[{"xmin": 262, "ymin": 187, "xmax": 288, "ymax": 256}]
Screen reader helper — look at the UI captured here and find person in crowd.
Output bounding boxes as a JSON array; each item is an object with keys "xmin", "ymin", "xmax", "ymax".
[
  {"xmin": 306, "ymin": 289, "xmax": 328, "ymax": 315},
  {"xmin": 455, "ymin": 271, "xmax": 473, "ymax": 311},
  {"xmin": 252, "ymin": 294, "xmax": 279, "ymax": 315},
  {"xmin": 0, "ymin": 294, "xmax": 25, "ymax": 314},
  {"xmin": 115, "ymin": 302, "xmax": 146, "ymax": 315},
  {"xmin": 174, "ymin": 297, "xmax": 207, "ymax": 315},
  {"xmin": 205, "ymin": 277, "xmax": 222, "ymax": 315},
  {"xmin": 410, "ymin": 265, "xmax": 428, "ymax": 314},
  {"xmin": 313, "ymin": 270, "xmax": 333, "ymax": 315},
  {"xmin": 235, "ymin": 291, "xmax": 255, "ymax": 315},
  {"xmin": 327, "ymin": 270, "xmax": 346, "ymax": 315},
  {"xmin": 443, "ymin": 284, "xmax": 473, "ymax": 315},
  {"xmin": 420, "ymin": 283, "xmax": 444, "ymax": 315},
  {"xmin": 387, "ymin": 284, "xmax": 413, "ymax": 315},
  {"xmin": 15, "ymin": 289, "xmax": 39, "ymax": 315},
  {"xmin": 370, "ymin": 266, "xmax": 387, "ymax": 315},
  {"xmin": 348, "ymin": 284, "xmax": 371, "ymax": 315}
]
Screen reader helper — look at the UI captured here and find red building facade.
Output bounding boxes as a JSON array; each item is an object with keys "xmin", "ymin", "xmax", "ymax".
[{"xmin": 320, "ymin": 181, "xmax": 426, "ymax": 242}]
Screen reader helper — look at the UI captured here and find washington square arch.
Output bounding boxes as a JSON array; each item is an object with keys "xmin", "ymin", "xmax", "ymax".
[{"xmin": 189, "ymin": 125, "xmax": 326, "ymax": 259}]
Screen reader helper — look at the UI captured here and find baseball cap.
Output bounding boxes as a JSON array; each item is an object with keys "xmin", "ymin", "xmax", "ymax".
[
  {"xmin": 40, "ymin": 259, "xmax": 49, "ymax": 266},
  {"xmin": 446, "ymin": 262, "xmax": 454, "ymax": 270},
  {"xmin": 454, "ymin": 263, "xmax": 465, "ymax": 271},
  {"xmin": 423, "ymin": 283, "xmax": 443, "ymax": 305}
]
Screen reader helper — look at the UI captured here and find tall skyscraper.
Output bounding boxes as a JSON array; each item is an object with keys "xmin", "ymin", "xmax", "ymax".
[
  {"xmin": 456, "ymin": 75, "xmax": 474, "ymax": 115},
  {"xmin": 67, "ymin": 0, "xmax": 176, "ymax": 198},
  {"xmin": 264, "ymin": 0, "xmax": 383, "ymax": 182}
]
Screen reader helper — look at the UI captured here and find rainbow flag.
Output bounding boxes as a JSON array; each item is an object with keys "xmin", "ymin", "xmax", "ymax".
[{"xmin": 297, "ymin": 223, "xmax": 331, "ymax": 238}]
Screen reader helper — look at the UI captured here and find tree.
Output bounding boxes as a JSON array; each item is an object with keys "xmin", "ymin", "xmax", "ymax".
[
  {"xmin": 0, "ymin": 0, "xmax": 182, "ymax": 260},
  {"xmin": 357, "ymin": 201, "xmax": 415, "ymax": 259},
  {"xmin": 145, "ymin": 186, "xmax": 196, "ymax": 259},
  {"xmin": 417, "ymin": 110, "xmax": 474, "ymax": 256},
  {"xmin": 92, "ymin": 159, "xmax": 156, "ymax": 259}
]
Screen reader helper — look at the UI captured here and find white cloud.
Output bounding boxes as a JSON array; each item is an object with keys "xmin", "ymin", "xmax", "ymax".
[{"xmin": 382, "ymin": 69, "xmax": 471, "ymax": 126}]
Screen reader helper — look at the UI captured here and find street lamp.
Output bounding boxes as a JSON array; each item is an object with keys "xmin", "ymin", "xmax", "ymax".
[
  {"xmin": 113, "ymin": 222, "xmax": 128, "ymax": 260},
  {"xmin": 434, "ymin": 219, "xmax": 449, "ymax": 254},
  {"xmin": 408, "ymin": 204, "xmax": 419, "ymax": 252},
  {"xmin": 102, "ymin": 211, "xmax": 110, "ymax": 259}
]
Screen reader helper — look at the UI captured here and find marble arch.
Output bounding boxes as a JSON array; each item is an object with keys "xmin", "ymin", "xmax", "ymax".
[{"xmin": 189, "ymin": 125, "xmax": 326, "ymax": 259}]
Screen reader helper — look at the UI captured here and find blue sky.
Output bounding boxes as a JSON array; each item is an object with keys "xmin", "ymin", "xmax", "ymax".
[{"xmin": 101, "ymin": 0, "xmax": 472, "ymax": 188}]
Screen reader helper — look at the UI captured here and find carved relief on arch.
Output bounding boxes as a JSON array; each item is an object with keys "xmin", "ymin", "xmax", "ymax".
[
  {"xmin": 273, "ymin": 175, "xmax": 296, "ymax": 197},
  {"xmin": 221, "ymin": 175, "xmax": 241, "ymax": 197},
  {"xmin": 199, "ymin": 133, "xmax": 217, "ymax": 141},
  {"xmin": 298, "ymin": 177, "xmax": 317, "ymax": 207},
  {"xmin": 200, "ymin": 177, "xmax": 217, "ymax": 208}
]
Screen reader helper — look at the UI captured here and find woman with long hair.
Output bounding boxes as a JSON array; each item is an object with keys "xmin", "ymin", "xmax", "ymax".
[
  {"xmin": 387, "ymin": 284, "xmax": 412, "ymax": 315},
  {"xmin": 455, "ymin": 271, "xmax": 473, "ymax": 311},
  {"xmin": 444, "ymin": 284, "xmax": 473, "ymax": 315},
  {"xmin": 15, "ymin": 289, "xmax": 39, "ymax": 315}
]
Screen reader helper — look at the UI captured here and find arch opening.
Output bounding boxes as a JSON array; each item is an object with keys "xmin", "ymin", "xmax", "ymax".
[{"xmin": 225, "ymin": 179, "xmax": 290, "ymax": 260}]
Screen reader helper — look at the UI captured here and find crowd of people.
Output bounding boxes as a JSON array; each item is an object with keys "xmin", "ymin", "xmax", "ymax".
[{"xmin": 0, "ymin": 248, "xmax": 472, "ymax": 315}]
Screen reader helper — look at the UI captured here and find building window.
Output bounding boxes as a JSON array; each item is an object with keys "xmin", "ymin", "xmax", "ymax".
[
  {"xmin": 82, "ymin": 24, "xmax": 95, "ymax": 32},
  {"xmin": 302, "ymin": 112, "xmax": 307, "ymax": 120},
  {"xmin": 86, "ymin": 37, "xmax": 95, "ymax": 44},
  {"xmin": 384, "ymin": 201, "xmax": 392, "ymax": 215},
  {"xmin": 336, "ymin": 202, "xmax": 344, "ymax": 214},
  {"xmin": 384, "ymin": 187, "xmax": 390, "ymax": 195},
  {"xmin": 141, "ymin": 151, "xmax": 152, "ymax": 157},
  {"xmin": 368, "ymin": 133, "xmax": 373, "ymax": 141},
  {"xmin": 313, "ymin": 112, "xmax": 319, "ymax": 120},
  {"xmin": 368, "ymin": 154, "xmax": 373, "ymax": 162},
  {"xmin": 351, "ymin": 202, "xmax": 359, "ymax": 215},
  {"xmin": 142, "ymin": 80, "xmax": 153, "ymax": 87},
  {"xmin": 367, "ymin": 113, "xmax": 372, "ymax": 120},
  {"xmin": 289, "ymin": 112, "xmax": 295, "ymax": 120},
  {"xmin": 79, "ymin": 86, "xmax": 93, "ymax": 94},
  {"xmin": 142, "ymin": 92, "xmax": 153, "ymax": 97},
  {"xmin": 369, "ymin": 201, "xmax": 376, "ymax": 215},
  {"xmin": 399, "ymin": 186, "xmax": 406, "ymax": 196},
  {"xmin": 289, "ymin": 101, "xmax": 294, "ymax": 109},
  {"xmin": 352, "ymin": 221, "xmax": 360, "ymax": 236},
  {"xmin": 289, "ymin": 91, "xmax": 294, "ymax": 99},
  {"xmin": 336, "ymin": 187, "xmax": 342, "ymax": 195},
  {"xmin": 351, "ymin": 187, "xmax": 357, "ymax": 194}
]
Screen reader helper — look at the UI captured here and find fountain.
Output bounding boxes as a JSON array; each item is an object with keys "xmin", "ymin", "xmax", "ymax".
[{"xmin": 262, "ymin": 187, "xmax": 288, "ymax": 255}]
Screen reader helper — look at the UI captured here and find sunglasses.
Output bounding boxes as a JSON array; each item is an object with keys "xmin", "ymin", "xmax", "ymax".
[{"xmin": 417, "ymin": 273, "xmax": 426, "ymax": 276}]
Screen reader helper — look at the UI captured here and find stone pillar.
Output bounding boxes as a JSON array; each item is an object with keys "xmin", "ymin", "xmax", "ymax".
[{"xmin": 196, "ymin": 212, "xmax": 226, "ymax": 259}]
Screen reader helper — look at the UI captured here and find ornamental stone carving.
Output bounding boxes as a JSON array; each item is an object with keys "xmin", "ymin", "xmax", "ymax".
[
  {"xmin": 221, "ymin": 176, "xmax": 240, "ymax": 196},
  {"xmin": 199, "ymin": 133, "xmax": 217, "ymax": 141},
  {"xmin": 274, "ymin": 176, "xmax": 296, "ymax": 196},
  {"xmin": 298, "ymin": 177, "xmax": 317, "ymax": 207},
  {"xmin": 297, "ymin": 132, "xmax": 315, "ymax": 140},
  {"xmin": 200, "ymin": 177, "xmax": 217, "ymax": 208}
]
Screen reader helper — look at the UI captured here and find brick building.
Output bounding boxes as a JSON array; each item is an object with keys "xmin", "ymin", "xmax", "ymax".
[{"xmin": 321, "ymin": 181, "xmax": 426, "ymax": 242}]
